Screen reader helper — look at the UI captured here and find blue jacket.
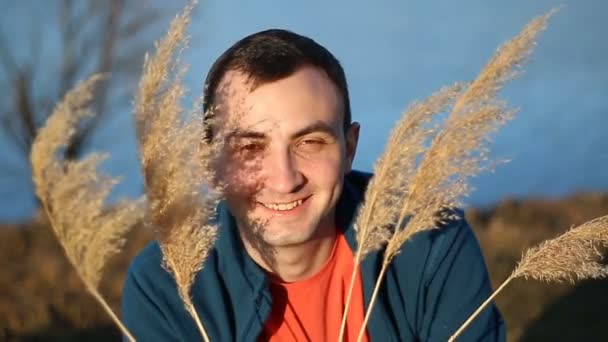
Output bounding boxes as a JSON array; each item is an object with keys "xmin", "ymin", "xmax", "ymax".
[{"xmin": 122, "ymin": 171, "xmax": 506, "ymax": 341}]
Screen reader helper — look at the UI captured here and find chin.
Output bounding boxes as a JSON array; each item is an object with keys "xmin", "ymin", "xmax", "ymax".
[{"xmin": 258, "ymin": 222, "xmax": 320, "ymax": 247}]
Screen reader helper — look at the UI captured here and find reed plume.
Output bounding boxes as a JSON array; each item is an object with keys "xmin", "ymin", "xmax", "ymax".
[
  {"xmin": 390, "ymin": 9, "xmax": 554, "ymax": 247},
  {"xmin": 449, "ymin": 214, "xmax": 608, "ymax": 341},
  {"xmin": 30, "ymin": 74, "xmax": 142, "ymax": 342},
  {"xmin": 352, "ymin": 10, "xmax": 555, "ymax": 342},
  {"xmin": 134, "ymin": 2, "xmax": 222, "ymax": 341},
  {"xmin": 338, "ymin": 84, "xmax": 462, "ymax": 341}
]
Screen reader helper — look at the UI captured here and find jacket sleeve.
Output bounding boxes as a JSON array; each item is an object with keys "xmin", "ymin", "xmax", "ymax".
[
  {"xmin": 419, "ymin": 217, "xmax": 506, "ymax": 341},
  {"xmin": 121, "ymin": 264, "xmax": 181, "ymax": 342}
]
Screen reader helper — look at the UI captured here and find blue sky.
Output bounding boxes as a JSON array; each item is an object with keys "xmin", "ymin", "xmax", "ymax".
[{"xmin": 1, "ymin": 0, "xmax": 607, "ymax": 221}]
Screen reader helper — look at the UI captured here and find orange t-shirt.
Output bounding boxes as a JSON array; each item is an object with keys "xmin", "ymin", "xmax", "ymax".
[{"xmin": 258, "ymin": 232, "xmax": 369, "ymax": 342}]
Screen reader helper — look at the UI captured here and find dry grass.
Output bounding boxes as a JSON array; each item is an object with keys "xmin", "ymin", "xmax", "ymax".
[
  {"xmin": 353, "ymin": 84, "xmax": 464, "ymax": 260},
  {"xmin": 25, "ymin": 2, "xmax": 226, "ymax": 341},
  {"xmin": 0, "ymin": 216, "xmax": 153, "ymax": 341},
  {"xmin": 29, "ymin": 75, "xmax": 144, "ymax": 341},
  {"xmin": 450, "ymin": 9, "xmax": 556, "ymax": 115},
  {"xmin": 388, "ymin": 9, "xmax": 555, "ymax": 247},
  {"xmin": 450, "ymin": 212, "xmax": 608, "ymax": 341},
  {"xmin": 469, "ymin": 193, "xmax": 608, "ymax": 341},
  {"xmin": 133, "ymin": 1, "xmax": 223, "ymax": 340},
  {"xmin": 346, "ymin": 10, "xmax": 554, "ymax": 342},
  {"xmin": 1, "ymin": 194, "xmax": 606, "ymax": 340},
  {"xmin": 338, "ymin": 83, "xmax": 462, "ymax": 340},
  {"xmin": 19, "ymin": 3, "xmax": 604, "ymax": 342},
  {"xmin": 513, "ymin": 215, "xmax": 608, "ymax": 282}
]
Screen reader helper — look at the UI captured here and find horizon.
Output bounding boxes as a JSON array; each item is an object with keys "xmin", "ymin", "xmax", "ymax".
[{"xmin": 1, "ymin": 0, "xmax": 606, "ymax": 222}]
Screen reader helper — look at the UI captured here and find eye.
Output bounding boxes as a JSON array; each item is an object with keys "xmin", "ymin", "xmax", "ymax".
[
  {"xmin": 296, "ymin": 139, "xmax": 325, "ymax": 153},
  {"xmin": 302, "ymin": 139, "xmax": 323, "ymax": 145},
  {"xmin": 227, "ymin": 140, "xmax": 265, "ymax": 157},
  {"xmin": 240, "ymin": 143, "xmax": 264, "ymax": 153}
]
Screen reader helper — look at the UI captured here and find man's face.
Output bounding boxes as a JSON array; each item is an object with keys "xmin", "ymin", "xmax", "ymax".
[{"xmin": 215, "ymin": 66, "xmax": 359, "ymax": 248}]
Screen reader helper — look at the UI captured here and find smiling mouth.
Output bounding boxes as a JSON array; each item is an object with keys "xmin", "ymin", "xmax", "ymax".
[{"xmin": 258, "ymin": 196, "xmax": 309, "ymax": 211}]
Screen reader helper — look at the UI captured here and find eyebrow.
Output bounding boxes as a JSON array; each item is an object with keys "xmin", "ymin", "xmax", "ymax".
[
  {"xmin": 226, "ymin": 120, "xmax": 338, "ymax": 141},
  {"xmin": 226, "ymin": 130, "xmax": 266, "ymax": 140},
  {"xmin": 291, "ymin": 121, "xmax": 338, "ymax": 139}
]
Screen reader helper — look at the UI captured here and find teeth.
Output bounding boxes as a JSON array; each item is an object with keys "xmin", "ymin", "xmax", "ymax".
[{"xmin": 262, "ymin": 199, "xmax": 303, "ymax": 211}]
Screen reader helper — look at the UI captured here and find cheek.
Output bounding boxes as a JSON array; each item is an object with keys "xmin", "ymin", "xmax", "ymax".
[
  {"xmin": 219, "ymin": 155, "xmax": 265, "ymax": 198},
  {"xmin": 298, "ymin": 148, "xmax": 346, "ymax": 183}
]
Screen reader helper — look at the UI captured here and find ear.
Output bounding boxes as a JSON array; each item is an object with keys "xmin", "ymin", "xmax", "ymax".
[{"xmin": 344, "ymin": 122, "xmax": 360, "ymax": 173}]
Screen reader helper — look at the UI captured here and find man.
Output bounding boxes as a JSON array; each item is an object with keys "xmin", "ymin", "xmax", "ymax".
[{"xmin": 122, "ymin": 29, "xmax": 505, "ymax": 341}]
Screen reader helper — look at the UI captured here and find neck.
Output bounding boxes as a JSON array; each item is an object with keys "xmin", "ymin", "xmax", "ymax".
[{"xmin": 240, "ymin": 226, "xmax": 337, "ymax": 283}]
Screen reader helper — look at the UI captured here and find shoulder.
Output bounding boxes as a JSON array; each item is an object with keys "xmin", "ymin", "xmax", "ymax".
[
  {"xmin": 123, "ymin": 241, "xmax": 175, "ymax": 301},
  {"xmin": 385, "ymin": 210, "xmax": 501, "ymax": 338},
  {"xmin": 424, "ymin": 208, "xmax": 479, "ymax": 272},
  {"xmin": 123, "ymin": 241, "xmax": 224, "ymax": 341},
  {"xmin": 126, "ymin": 239, "xmax": 222, "ymax": 289},
  {"xmin": 127, "ymin": 241, "xmax": 169, "ymax": 280},
  {"xmin": 129, "ymin": 240, "xmax": 164, "ymax": 273},
  {"xmin": 121, "ymin": 242, "xmax": 182, "ymax": 340},
  {"xmin": 403, "ymin": 212, "xmax": 504, "ymax": 341},
  {"xmin": 390, "ymin": 208, "xmax": 483, "ymax": 283},
  {"xmin": 124, "ymin": 239, "xmax": 222, "ymax": 308},
  {"xmin": 344, "ymin": 170, "xmax": 480, "ymax": 273}
]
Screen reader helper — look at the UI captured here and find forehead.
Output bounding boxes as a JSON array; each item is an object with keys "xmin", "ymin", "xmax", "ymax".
[{"xmin": 215, "ymin": 66, "xmax": 343, "ymax": 134}]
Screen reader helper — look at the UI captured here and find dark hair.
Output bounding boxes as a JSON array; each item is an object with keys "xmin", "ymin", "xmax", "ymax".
[{"xmin": 203, "ymin": 29, "xmax": 351, "ymax": 138}]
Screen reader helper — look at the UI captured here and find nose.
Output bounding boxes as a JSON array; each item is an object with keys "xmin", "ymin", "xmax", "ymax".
[{"xmin": 264, "ymin": 148, "xmax": 304, "ymax": 194}]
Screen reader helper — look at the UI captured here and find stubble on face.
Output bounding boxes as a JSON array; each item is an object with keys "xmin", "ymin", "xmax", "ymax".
[{"xmin": 213, "ymin": 66, "xmax": 357, "ymax": 271}]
